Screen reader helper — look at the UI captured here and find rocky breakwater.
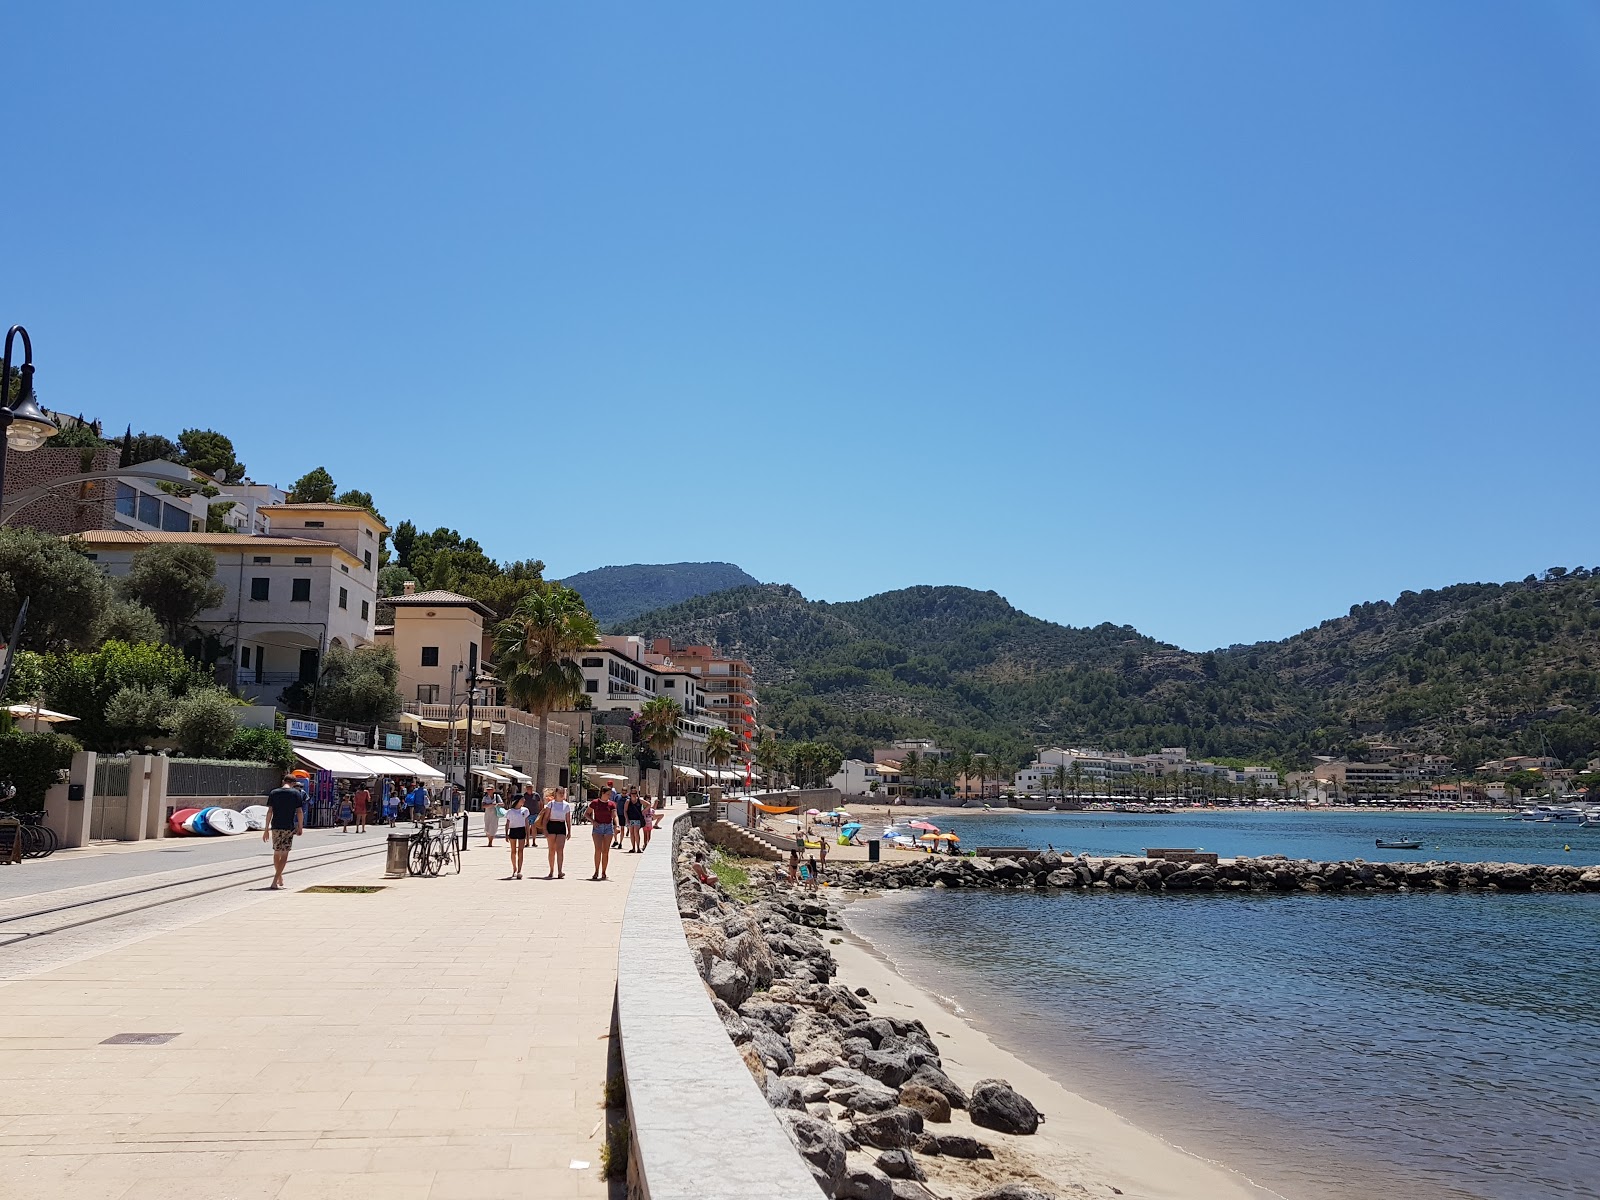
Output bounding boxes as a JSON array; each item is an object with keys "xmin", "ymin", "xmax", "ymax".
[
  {"xmin": 828, "ymin": 851, "xmax": 1600, "ymax": 895},
  {"xmin": 676, "ymin": 828, "xmax": 1062, "ymax": 1200}
]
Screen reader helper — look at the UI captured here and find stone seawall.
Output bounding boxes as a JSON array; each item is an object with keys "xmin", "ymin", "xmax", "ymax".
[{"xmin": 829, "ymin": 852, "xmax": 1600, "ymax": 894}]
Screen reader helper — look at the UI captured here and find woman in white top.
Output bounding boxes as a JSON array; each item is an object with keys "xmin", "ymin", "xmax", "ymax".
[
  {"xmin": 482, "ymin": 786, "xmax": 500, "ymax": 847},
  {"xmin": 542, "ymin": 787, "xmax": 572, "ymax": 879},
  {"xmin": 503, "ymin": 793, "xmax": 531, "ymax": 879}
]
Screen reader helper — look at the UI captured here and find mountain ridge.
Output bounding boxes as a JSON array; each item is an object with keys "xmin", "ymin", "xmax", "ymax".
[
  {"xmin": 622, "ymin": 572, "xmax": 1600, "ymax": 770},
  {"xmin": 558, "ymin": 561, "xmax": 759, "ymax": 626}
]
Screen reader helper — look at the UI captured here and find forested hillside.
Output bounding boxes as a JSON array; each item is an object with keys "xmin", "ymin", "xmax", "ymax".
[
  {"xmin": 560, "ymin": 562, "xmax": 759, "ymax": 626},
  {"xmin": 626, "ymin": 571, "xmax": 1600, "ymax": 770}
]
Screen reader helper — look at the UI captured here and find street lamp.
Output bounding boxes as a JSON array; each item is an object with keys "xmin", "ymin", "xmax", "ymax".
[{"xmin": 0, "ymin": 326, "xmax": 59, "ymax": 499}]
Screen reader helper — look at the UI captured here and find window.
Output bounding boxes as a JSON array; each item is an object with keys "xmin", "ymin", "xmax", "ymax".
[
  {"xmin": 137, "ymin": 493, "xmax": 161, "ymax": 527},
  {"xmin": 250, "ymin": 577, "xmax": 270, "ymax": 601},
  {"xmin": 421, "ymin": 647, "xmax": 439, "ymax": 667},
  {"xmin": 291, "ymin": 578, "xmax": 311, "ymax": 602},
  {"xmin": 664, "ymin": 679, "xmax": 676, "ymax": 688},
  {"xmin": 85, "ymin": 553, "xmax": 98, "ymax": 561},
  {"xmin": 417, "ymin": 684, "xmax": 440, "ymax": 704},
  {"xmin": 161, "ymin": 503, "xmax": 189, "ymax": 532},
  {"xmin": 240, "ymin": 647, "xmax": 252, "ymax": 668},
  {"xmin": 115, "ymin": 483, "xmax": 137, "ymax": 518},
  {"xmin": 340, "ymin": 564, "xmax": 349, "ymax": 574},
  {"xmin": 582, "ymin": 657, "xmax": 603, "ymax": 668},
  {"xmin": 303, "ymin": 520, "xmax": 324, "ymax": 528},
  {"xmin": 360, "ymin": 600, "xmax": 369, "ymax": 620},
  {"xmin": 338, "ymin": 587, "xmax": 348, "ymax": 610},
  {"xmin": 254, "ymin": 556, "xmax": 272, "ymax": 564},
  {"xmin": 293, "ymin": 556, "xmax": 312, "ymax": 565},
  {"xmin": 363, "ymin": 550, "xmax": 372, "ymax": 571},
  {"xmin": 585, "ymin": 679, "xmax": 598, "ymax": 693}
]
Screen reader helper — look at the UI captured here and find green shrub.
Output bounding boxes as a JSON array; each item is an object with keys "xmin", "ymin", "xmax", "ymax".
[
  {"xmin": 39, "ymin": 641, "xmax": 208, "ymax": 749},
  {"xmin": 0, "ymin": 731, "xmax": 81, "ymax": 809},
  {"xmin": 224, "ymin": 726, "xmax": 295, "ymax": 771},
  {"xmin": 163, "ymin": 688, "xmax": 239, "ymax": 757},
  {"xmin": 104, "ymin": 685, "xmax": 172, "ymax": 741}
]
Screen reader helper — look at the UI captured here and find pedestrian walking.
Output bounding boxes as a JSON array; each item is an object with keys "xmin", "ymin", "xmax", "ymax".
[
  {"xmin": 523, "ymin": 784, "xmax": 540, "ymax": 848},
  {"xmin": 263, "ymin": 773, "xmax": 305, "ymax": 890},
  {"xmin": 542, "ymin": 787, "xmax": 572, "ymax": 879},
  {"xmin": 589, "ymin": 787, "xmax": 618, "ymax": 881},
  {"xmin": 482, "ymin": 787, "xmax": 500, "ymax": 847},
  {"xmin": 642, "ymin": 789, "xmax": 656, "ymax": 850},
  {"xmin": 608, "ymin": 785, "xmax": 624, "ymax": 850},
  {"xmin": 352, "ymin": 782, "xmax": 370, "ymax": 833},
  {"xmin": 624, "ymin": 787, "xmax": 645, "ymax": 853},
  {"xmin": 503, "ymin": 793, "xmax": 530, "ymax": 879}
]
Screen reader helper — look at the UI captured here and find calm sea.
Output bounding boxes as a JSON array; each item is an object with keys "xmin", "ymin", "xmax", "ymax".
[{"xmin": 845, "ymin": 811, "xmax": 1600, "ymax": 1200}]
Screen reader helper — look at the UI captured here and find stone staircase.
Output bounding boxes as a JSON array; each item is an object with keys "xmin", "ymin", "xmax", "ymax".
[{"xmin": 704, "ymin": 819, "xmax": 786, "ymax": 861}]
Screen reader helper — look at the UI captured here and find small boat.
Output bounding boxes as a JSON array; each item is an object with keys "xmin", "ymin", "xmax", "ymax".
[{"xmin": 1375, "ymin": 838, "xmax": 1423, "ymax": 850}]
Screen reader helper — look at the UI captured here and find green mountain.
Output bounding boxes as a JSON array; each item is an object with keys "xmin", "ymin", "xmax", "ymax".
[
  {"xmin": 559, "ymin": 562, "xmax": 760, "ymax": 626},
  {"xmin": 625, "ymin": 572, "xmax": 1600, "ymax": 771}
]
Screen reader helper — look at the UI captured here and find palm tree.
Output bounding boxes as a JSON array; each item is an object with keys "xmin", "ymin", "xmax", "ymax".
[
  {"xmin": 493, "ymin": 584, "xmax": 599, "ymax": 795},
  {"xmin": 953, "ymin": 750, "xmax": 974, "ymax": 799},
  {"xmin": 1069, "ymin": 761, "xmax": 1084, "ymax": 804},
  {"xmin": 705, "ymin": 726, "xmax": 735, "ymax": 783},
  {"xmin": 1052, "ymin": 764, "xmax": 1067, "ymax": 801},
  {"xmin": 755, "ymin": 734, "xmax": 785, "ymax": 792},
  {"xmin": 902, "ymin": 750, "xmax": 920, "ymax": 798},
  {"xmin": 637, "ymin": 695, "xmax": 682, "ymax": 795}
]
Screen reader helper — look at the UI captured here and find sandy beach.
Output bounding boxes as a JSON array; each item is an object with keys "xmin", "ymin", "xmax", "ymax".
[{"xmin": 829, "ymin": 902, "xmax": 1281, "ymax": 1200}]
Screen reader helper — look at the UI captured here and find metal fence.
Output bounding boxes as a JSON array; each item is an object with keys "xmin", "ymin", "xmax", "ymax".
[
  {"xmin": 166, "ymin": 761, "xmax": 283, "ymax": 798},
  {"xmin": 93, "ymin": 758, "xmax": 131, "ymax": 799}
]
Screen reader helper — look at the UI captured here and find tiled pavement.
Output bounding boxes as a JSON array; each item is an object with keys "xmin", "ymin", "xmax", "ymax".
[{"xmin": 0, "ymin": 830, "xmax": 642, "ymax": 1199}]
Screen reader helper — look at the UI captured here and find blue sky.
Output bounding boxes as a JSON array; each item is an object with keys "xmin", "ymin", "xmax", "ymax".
[{"xmin": 10, "ymin": 2, "xmax": 1599, "ymax": 650}]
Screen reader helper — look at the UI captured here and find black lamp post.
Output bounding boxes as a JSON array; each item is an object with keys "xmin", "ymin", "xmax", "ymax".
[{"xmin": 0, "ymin": 326, "xmax": 60, "ymax": 502}]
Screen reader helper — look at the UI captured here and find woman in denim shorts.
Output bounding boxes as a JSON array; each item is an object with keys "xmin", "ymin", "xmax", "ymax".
[{"xmin": 588, "ymin": 788, "xmax": 617, "ymax": 881}]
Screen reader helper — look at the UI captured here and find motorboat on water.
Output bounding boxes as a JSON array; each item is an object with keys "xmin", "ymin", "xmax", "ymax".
[
  {"xmin": 1512, "ymin": 805, "xmax": 1594, "ymax": 824},
  {"xmin": 1375, "ymin": 838, "xmax": 1424, "ymax": 850}
]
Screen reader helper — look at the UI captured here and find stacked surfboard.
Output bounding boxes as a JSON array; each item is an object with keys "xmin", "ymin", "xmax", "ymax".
[{"xmin": 167, "ymin": 806, "xmax": 252, "ymax": 836}]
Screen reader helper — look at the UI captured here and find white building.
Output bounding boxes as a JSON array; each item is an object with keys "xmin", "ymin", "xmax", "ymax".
[
  {"xmin": 828, "ymin": 759, "xmax": 887, "ymax": 797},
  {"xmin": 75, "ymin": 502, "xmax": 384, "ymax": 704},
  {"xmin": 577, "ymin": 635, "xmax": 735, "ymax": 783}
]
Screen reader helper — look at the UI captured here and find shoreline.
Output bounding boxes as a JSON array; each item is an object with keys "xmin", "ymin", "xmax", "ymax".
[{"xmin": 830, "ymin": 895, "xmax": 1281, "ymax": 1200}]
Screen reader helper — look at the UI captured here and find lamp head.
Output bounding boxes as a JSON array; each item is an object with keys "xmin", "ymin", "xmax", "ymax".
[{"xmin": 4, "ymin": 365, "xmax": 57, "ymax": 451}]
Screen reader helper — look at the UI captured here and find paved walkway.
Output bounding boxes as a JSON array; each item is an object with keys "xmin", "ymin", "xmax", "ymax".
[{"xmin": 0, "ymin": 824, "xmax": 647, "ymax": 1199}]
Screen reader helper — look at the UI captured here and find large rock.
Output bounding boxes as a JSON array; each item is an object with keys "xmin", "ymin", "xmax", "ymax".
[
  {"xmin": 840, "ymin": 1165, "xmax": 895, "ymax": 1200},
  {"xmin": 764, "ymin": 1074, "xmax": 809, "ymax": 1112},
  {"xmin": 750, "ymin": 1026, "xmax": 796, "ymax": 1074},
  {"xmin": 833, "ymin": 1084, "xmax": 900, "ymax": 1115},
  {"xmin": 890, "ymin": 1184, "xmax": 939, "ymax": 1200},
  {"xmin": 852, "ymin": 1048, "xmax": 916, "ymax": 1089},
  {"xmin": 973, "ymin": 1185, "xmax": 1056, "ymax": 1200},
  {"xmin": 896, "ymin": 1082, "xmax": 951, "ymax": 1123},
  {"xmin": 935, "ymin": 1133, "xmax": 995, "ymax": 1159},
  {"xmin": 741, "ymin": 998, "xmax": 799, "ymax": 1034},
  {"xmin": 908, "ymin": 1064, "xmax": 968, "ymax": 1110},
  {"xmin": 850, "ymin": 1105, "xmax": 925, "ymax": 1150},
  {"xmin": 874, "ymin": 1149, "xmax": 925, "ymax": 1181},
  {"xmin": 970, "ymin": 1078, "xmax": 1041, "ymax": 1135},
  {"xmin": 707, "ymin": 959, "xmax": 753, "ymax": 1009},
  {"xmin": 778, "ymin": 1110, "xmax": 847, "ymax": 1198}
]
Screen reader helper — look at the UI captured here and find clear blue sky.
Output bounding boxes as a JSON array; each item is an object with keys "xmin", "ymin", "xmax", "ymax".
[{"xmin": 10, "ymin": 2, "xmax": 1598, "ymax": 650}]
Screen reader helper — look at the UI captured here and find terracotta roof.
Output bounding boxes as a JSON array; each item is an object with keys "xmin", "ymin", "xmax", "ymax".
[
  {"xmin": 386, "ymin": 590, "xmax": 495, "ymax": 619},
  {"xmin": 259, "ymin": 502, "xmax": 391, "ymax": 533},
  {"xmin": 70, "ymin": 530, "xmax": 362, "ymax": 568}
]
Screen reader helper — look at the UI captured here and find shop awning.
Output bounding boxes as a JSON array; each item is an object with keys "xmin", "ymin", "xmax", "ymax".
[
  {"xmin": 584, "ymin": 769, "xmax": 629, "ymax": 782},
  {"xmin": 398, "ymin": 713, "xmax": 492, "ymax": 733},
  {"xmin": 677, "ymin": 766, "xmax": 705, "ymax": 779},
  {"xmin": 370, "ymin": 754, "xmax": 446, "ymax": 781},
  {"xmin": 498, "ymin": 766, "xmax": 534, "ymax": 784},
  {"xmin": 295, "ymin": 747, "xmax": 378, "ymax": 779},
  {"xmin": 471, "ymin": 765, "xmax": 511, "ymax": 781}
]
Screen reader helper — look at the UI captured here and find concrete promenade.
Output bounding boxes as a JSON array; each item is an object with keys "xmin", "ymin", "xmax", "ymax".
[{"xmin": 0, "ymin": 825, "xmax": 641, "ymax": 1199}]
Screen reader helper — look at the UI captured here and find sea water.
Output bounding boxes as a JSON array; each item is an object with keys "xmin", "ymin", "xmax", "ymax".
[{"xmin": 844, "ymin": 812, "xmax": 1600, "ymax": 1200}]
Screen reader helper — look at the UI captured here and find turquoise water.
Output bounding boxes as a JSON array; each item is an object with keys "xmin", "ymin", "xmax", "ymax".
[
  {"xmin": 846, "ymin": 827, "xmax": 1600, "ymax": 1200},
  {"xmin": 883, "ymin": 807, "xmax": 1600, "ymax": 867}
]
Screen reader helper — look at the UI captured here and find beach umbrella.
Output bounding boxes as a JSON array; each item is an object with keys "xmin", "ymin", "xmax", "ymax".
[
  {"xmin": 909, "ymin": 820, "xmax": 940, "ymax": 832},
  {"xmin": 806, "ymin": 808, "xmax": 821, "ymax": 816}
]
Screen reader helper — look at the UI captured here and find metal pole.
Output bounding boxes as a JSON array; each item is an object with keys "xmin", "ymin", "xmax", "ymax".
[{"xmin": 461, "ymin": 671, "xmax": 477, "ymax": 850}]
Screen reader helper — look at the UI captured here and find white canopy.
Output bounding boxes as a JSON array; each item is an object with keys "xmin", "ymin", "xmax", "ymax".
[
  {"xmin": 365, "ymin": 754, "xmax": 446, "ymax": 781},
  {"xmin": 5, "ymin": 703, "xmax": 79, "ymax": 725},
  {"xmin": 584, "ymin": 769, "xmax": 629, "ymax": 782},
  {"xmin": 295, "ymin": 747, "xmax": 378, "ymax": 779},
  {"xmin": 472, "ymin": 765, "xmax": 511, "ymax": 781},
  {"xmin": 676, "ymin": 766, "xmax": 705, "ymax": 779},
  {"xmin": 497, "ymin": 766, "xmax": 534, "ymax": 784}
]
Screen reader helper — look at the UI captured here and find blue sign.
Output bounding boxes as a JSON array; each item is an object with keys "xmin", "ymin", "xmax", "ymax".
[
  {"xmin": 286, "ymin": 719, "xmax": 319, "ymax": 740},
  {"xmin": 385, "ymin": 733, "xmax": 404, "ymax": 751}
]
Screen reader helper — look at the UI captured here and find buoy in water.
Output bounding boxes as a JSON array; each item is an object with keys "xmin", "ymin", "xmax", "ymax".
[{"xmin": 1564, "ymin": 844, "xmax": 1571, "ymax": 852}]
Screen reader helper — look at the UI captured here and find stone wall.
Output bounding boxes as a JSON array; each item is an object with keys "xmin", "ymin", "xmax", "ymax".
[{"xmin": 2, "ymin": 446, "xmax": 117, "ymax": 533}]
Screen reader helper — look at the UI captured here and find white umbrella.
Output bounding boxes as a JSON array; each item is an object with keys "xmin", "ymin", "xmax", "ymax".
[{"xmin": 5, "ymin": 703, "xmax": 79, "ymax": 730}]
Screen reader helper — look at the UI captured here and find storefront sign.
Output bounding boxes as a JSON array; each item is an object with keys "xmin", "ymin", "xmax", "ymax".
[{"xmin": 286, "ymin": 719, "xmax": 319, "ymax": 740}]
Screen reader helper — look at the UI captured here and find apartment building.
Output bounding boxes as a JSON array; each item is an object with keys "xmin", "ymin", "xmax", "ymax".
[
  {"xmin": 376, "ymin": 583, "xmax": 494, "ymax": 706},
  {"xmin": 74, "ymin": 523, "xmax": 378, "ymax": 703},
  {"xmin": 649, "ymin": 638, "xmax": 757, "ymax": 750},
  {"xmin": 577, "ymin": 635, "xmax": 733, "ymax": 780}
]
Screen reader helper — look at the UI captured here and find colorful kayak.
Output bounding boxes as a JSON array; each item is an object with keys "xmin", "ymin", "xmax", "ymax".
[
  {"xmin": 206, "ymin": 808, "xmax": 250, "ymax": 835},
  {"xmin": 168, "ymin": 807, "xmax": 200, "ymax": 835}
]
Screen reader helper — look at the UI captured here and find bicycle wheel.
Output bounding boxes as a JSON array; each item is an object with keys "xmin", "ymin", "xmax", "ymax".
[
  {"xmin": 409, "ymin": 838, "xmax": 428, "ymax": 877},
  {"xmin": 23, "ymin": 826, "xmax": 46, "ymax": 859},
  {"xmin": 448, "ymin": 835, "xmax": 461, "ymax": 874},
  {"xmin": 426, "ymin": 836, "xmax": 444, "ymax": 876}
]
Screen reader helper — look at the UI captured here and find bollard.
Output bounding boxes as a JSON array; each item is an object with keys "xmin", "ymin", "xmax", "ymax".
[
  {"xmin": 385, "ymin": 832, "xmax": 411, "ymax": 878},
  {"xmin": 867, "ymin": 839, "xmax": 881, "ymax": 863}
]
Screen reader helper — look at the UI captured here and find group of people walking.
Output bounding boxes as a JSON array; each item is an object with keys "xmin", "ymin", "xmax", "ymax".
[{"xmin": 482, "ymin": 783, "xmax": 657, "ymax": 882}]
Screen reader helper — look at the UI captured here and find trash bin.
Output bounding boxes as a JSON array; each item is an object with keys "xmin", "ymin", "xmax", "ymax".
[
  {"xmin": 867, "ymin": 839, "xmax": 880, "ymax": 863},
  {"xmin": 385, "ymin": 832, "xmax": 411, "ymax": 878}
]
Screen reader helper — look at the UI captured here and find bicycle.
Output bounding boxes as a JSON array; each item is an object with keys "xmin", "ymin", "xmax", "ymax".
[{"xmin": 408, "ymin": 818, "xmax": 460, "ymax": 877}]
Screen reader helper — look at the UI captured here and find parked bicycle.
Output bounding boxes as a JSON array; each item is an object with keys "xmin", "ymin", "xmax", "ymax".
[
  {"xmin": 0, "ymin": 812, "xmax": 58, "ymax": 862},
  {"xmin": 408, "ymin": 818, "xmax": 460, "ymax": 877}
]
